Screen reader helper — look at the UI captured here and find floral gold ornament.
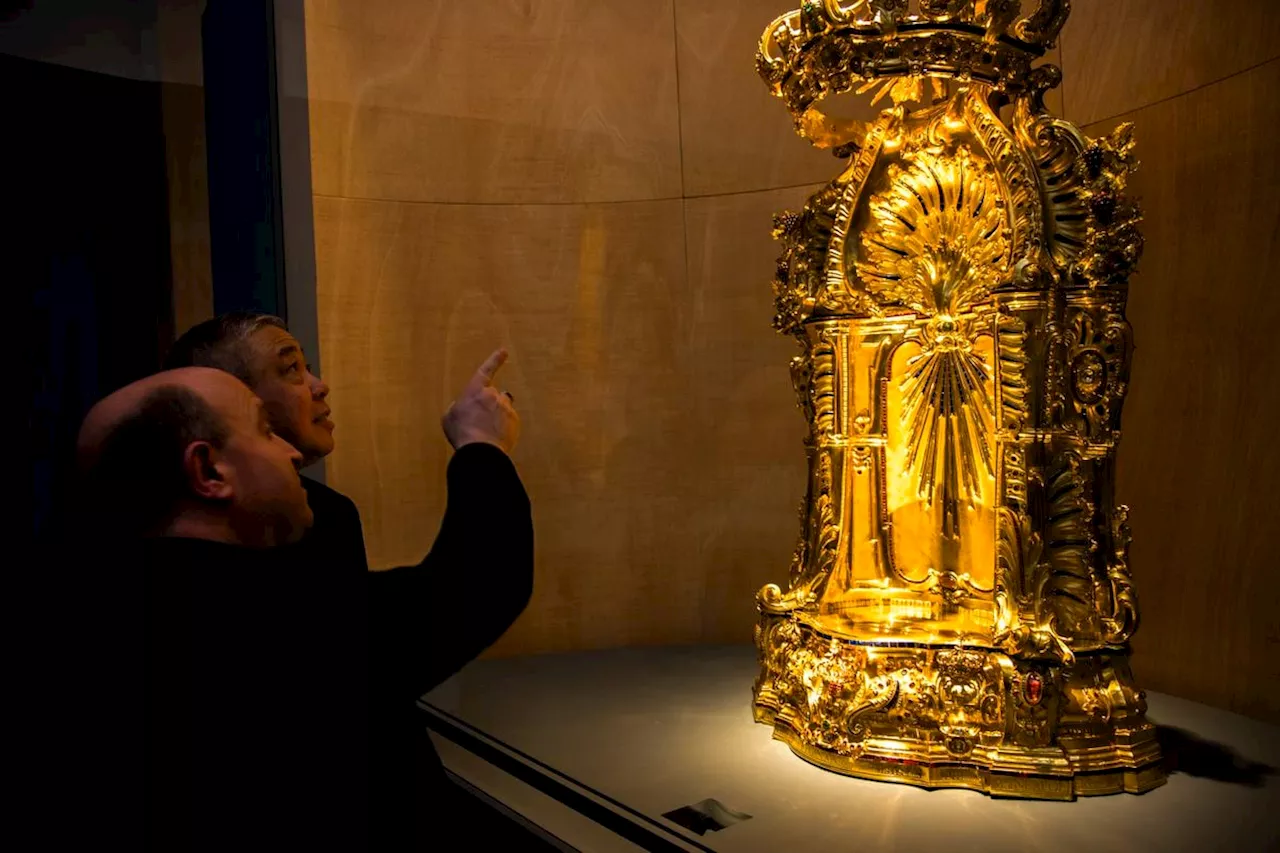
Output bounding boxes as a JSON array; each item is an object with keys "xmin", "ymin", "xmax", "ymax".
[{"xmin": 751, "ymin": 0, "xmax": 1162, "ymax": 799}]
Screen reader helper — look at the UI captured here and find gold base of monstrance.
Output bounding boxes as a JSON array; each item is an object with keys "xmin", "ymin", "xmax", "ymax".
[{"xmin": 754, "ymin": 618, "xmax": 1164, "ymax": 800}]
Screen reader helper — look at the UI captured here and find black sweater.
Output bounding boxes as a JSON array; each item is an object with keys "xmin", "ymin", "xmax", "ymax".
[
  {"xmin": 297, "ymin": 444, "xmax": 535, "ymax": 847},
  {"xmin": 51, "ymin": 442, "xmax": 533, "ymax": 851},
  {"xmin": 299, "ymin": 441, "xmax": 534, "ymax": 696}
]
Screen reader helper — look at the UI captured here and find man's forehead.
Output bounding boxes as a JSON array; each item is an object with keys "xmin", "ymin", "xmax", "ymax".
[{"xmin": 251, "ymin": 325, "xmax": 302, "ymax": 357}]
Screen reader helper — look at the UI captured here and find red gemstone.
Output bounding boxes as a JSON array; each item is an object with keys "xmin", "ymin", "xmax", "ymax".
[{"xmin": 1026, "ymin": 672, "xmax": 1044, "ymax": 705}]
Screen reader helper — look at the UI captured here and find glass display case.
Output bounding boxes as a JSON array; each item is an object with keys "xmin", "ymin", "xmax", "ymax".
[{"xmin": 284, "ymin": 0, "xmax": 1280, "ymax": 848}]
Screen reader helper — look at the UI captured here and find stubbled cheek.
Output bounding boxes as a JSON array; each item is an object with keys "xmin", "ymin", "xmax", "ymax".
[{"xmin": 277, "ymin": 397, "xmax": 307, "ymax": 422}]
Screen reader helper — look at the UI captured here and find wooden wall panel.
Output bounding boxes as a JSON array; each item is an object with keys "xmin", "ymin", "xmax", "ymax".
[
  {"xmin": 157, "ymin": 0, "xmax": 212, "ymax": 334},
  {"xmin": 312, "ymin": 188, "xmax": 827, "ymax": 653},
  {"xmin": 313, "ymin": 195, "xmax": 731, "ymax": 653},
  {"xmin": 304, "ymin": 0, "xmax": 681, "ymax": 204},
  {"xmin": 681, "ymin": 185, "xmax": 817, "ymax": 642},
  {"xmin": 1062, "ymin": 0, "xmax": 1280, "ymax": 126},
  {"xmin": 160, "ymin": 81, "xmax": 213, "ymax": 336},
  {"xmin": 1093, "ymin": 59, "xmax": 1280, "ymax": 722},
  {"xmin": 674, "ymin": 0, "xmax": 841, "ymax": 196}
]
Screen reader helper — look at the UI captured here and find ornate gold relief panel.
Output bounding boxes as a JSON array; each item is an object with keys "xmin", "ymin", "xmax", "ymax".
[
  {"xmin": 1059, "ymin": 297, "xmax": 1133, "ymax": 442},
  {"xmin": 884, "ymin": 332, "xmax": 997, "ymax": 591},
  {"xmin": 801, "ymin": 91, "xmax": 1029, "ymax": 645}
]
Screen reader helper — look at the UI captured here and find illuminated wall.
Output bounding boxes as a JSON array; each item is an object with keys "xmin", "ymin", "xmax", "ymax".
[
  {"xmin": 304, "ymin": 0, "xmax": 1280, "ymax": 722},
  {"xmin": 304, "ymin": 0, "xmax": 811, "ymax": 655}
]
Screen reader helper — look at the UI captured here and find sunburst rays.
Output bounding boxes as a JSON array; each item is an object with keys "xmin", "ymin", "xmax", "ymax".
[{"xmin": 901, "ymin": 338, "xmax": 995, "ymax": 536}]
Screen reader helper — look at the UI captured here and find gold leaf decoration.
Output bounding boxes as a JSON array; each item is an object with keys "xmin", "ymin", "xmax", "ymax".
[
  {"xmin": 856, "ymin": 146, "xmax": 1009, "ymax": 533},
  {"xmin": 856, "ymin": 145, "xmax": 1009, "ymax": 315}
]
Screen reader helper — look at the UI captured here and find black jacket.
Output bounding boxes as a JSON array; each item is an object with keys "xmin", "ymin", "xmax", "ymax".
[
  {"xmin": 297, "ymin": 443, "xmax": 535, "ymax": 847},
  {"xmin": 45, "ymin": 442, "xmax": 533, "ymax": 851}
]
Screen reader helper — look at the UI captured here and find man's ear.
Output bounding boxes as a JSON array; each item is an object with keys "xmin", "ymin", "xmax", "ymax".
[{"xmin": 183, "ymin": 441, "xmax": 234, "ymax": 501}]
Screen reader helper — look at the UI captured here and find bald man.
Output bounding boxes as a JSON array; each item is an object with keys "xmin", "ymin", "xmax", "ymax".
[
  {"xmin": 76, "ymin": 366, "xmax": 313, "ymax": 546},
  {"xmin": 67, "ymin": 367, "xmax": 367, "ymax": 850}
]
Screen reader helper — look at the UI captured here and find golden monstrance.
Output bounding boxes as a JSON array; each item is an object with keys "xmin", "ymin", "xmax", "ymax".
[{"xmin": 751, "ymin": 0, "xmax": 1165, "ymax": 800}]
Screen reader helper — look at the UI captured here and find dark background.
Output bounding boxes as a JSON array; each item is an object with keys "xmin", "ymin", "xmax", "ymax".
[{"xmin": 9, "ymin": 0, "xmax": 285, "ymax": 542}]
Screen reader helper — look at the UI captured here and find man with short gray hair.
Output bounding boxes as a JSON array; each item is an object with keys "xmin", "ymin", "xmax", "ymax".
[{"xmin": 164, "ymin": 313, "xmax": 535, "ymax": 849}]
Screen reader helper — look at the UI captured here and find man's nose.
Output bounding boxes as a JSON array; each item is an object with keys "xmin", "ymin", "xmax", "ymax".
[
  {"xmin": 310, "ymin": 373, "xmax": 330, "ymax": 400},
  {"xmin": 281, "ymin": 437, "xmax": 304, "ymax": 466}
]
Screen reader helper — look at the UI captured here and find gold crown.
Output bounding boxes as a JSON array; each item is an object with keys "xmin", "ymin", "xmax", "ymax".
[{"xmin": 759, "ymin": 1, "xmax": 1070, "ymax": 142}]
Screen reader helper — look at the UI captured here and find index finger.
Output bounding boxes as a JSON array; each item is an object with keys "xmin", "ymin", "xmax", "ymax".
[{"xmin": 466, "ymin": 348, "xmax": 509, "ymax": 392}]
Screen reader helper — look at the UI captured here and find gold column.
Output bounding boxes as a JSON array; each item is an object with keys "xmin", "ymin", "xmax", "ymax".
[{"xmin": 751, "ymin": 0, "xmax": 1164, "ymax": 800}]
